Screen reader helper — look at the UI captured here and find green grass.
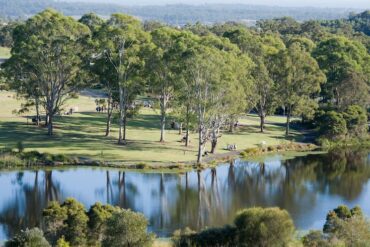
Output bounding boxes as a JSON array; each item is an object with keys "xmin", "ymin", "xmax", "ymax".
[
  {"xmin": 0, "ymin": 47, "xmax": 10, "ymax": 59},
  {"xmin": 0, "ymin": 90, "xmax": 306, "ymax": 165}
]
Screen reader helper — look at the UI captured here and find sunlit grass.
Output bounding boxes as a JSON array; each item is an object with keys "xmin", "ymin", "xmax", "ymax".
[
  {"xmin": 0, "ymin": 90, "xmax": 305, "ymax": 165},
  {"xmin": 0, "ymin": 47, "xmax": 10, "ymax": 59}
]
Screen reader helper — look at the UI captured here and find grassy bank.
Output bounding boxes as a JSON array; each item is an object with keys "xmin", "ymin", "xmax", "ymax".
[
  {"xmin": 0, "ymin": 47, "xmax": 10, "ymax": 59},
  {"xmin": 0, "ymin": 90, "xmax": 311, "ymax": 167}
]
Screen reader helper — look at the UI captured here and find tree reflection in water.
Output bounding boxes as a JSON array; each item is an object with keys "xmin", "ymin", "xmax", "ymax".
[{"xmin": 0, "ymin": 148, "xmax": 370, "ymax": 240}]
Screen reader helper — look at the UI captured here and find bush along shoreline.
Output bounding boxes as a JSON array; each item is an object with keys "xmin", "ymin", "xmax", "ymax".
[{"xmin": 5, "ymin": 199, "xmax": 370, "ymax": 247}]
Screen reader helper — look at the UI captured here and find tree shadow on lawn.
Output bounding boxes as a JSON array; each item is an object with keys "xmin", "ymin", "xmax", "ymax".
[
  {"xmin": 74, "ymin": 112, "xmax": 163, "ymax": 131},
  {"xmin": 0, "ymin": 119, "xmax": 194, "ymax": 160}
]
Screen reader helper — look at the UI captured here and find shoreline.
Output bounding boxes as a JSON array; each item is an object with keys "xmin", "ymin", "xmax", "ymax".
[
  {"xmin": 2, "ymin": 139, "xmax": 370, "ymax": 172},
  {"xmin": 0, "ymin": 142, "xmax": 320, "ymax": 172}
]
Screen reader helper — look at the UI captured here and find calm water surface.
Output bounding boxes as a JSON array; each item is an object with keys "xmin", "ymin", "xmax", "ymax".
[{"xmin": 0, "ymin": 149, "xmax": 370, "ymax": 240}]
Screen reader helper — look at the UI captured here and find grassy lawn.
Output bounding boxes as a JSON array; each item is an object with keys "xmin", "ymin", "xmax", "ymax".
[
  {"xmin": 0, "ymin": 90, "xmax": 305, "ymax": 165},
  {"xmin": 0, "ymin": 47, "xmax": 10, "ymax": 59}
]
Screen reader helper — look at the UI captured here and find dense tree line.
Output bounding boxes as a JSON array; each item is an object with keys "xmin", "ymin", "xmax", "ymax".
[{"xmin": 1, "ymin": 9, "xmax": 370, "ymax": 163}]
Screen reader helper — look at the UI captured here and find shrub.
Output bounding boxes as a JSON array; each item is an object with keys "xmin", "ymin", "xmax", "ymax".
[
  {"xmin": 191, "ymin": 226, "xmax": 237, "ymax": 247},
  {"xmin": 5, "ymin": 228, "xmax": 50, "ymax": 247},
  {"xmin": 343, "ymin": 105, "xmax": 368, "ymax": 137},
  {"xmin": 87, "ymin": 202, "xmax": 119, "ymax": 245},
  {"xmin": 102, "ymin": 209, "xmax": 154, "ymax": 247},
  {"xmin": 324, "ymin": 111, "xmax": 347, "ymax": 140},
  {"xmin": 302, "ymin": 230, "xmax": 331, "ymax": 247},
  {"xmin": 43, "ymin": 198, "xmax": 88, "ymax": 246},
  {"xmin": 323, "ymin": 205, "xmax": 370, "ymax": 245},
  {"xmin": 173, "ymin": 226, "xmax": 237, "ymax": 247},
  {"xmin": 323, "ymin": 205, "xmax": 360, "ymax": 234},
  {"xmin": 43, "ymin": 201, "xmax": 68, "ymax": 244},
  {"xmin": 234, "ymin": 207, "xmax": 295, "ymax": 247}
]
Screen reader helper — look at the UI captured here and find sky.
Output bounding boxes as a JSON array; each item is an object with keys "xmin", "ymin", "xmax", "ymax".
[{"xmin": 65, "ymin": 0, "xmax": 370, "ymax": 9}]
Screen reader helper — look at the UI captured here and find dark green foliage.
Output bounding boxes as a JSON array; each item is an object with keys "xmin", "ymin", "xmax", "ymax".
[
  {"xmin": 316, "ymin": 110, "xmax": 348, "ymax": 140},
  {"xmin": 257, "ymin": 17, "xmax": 301, "ymax": 35},
  {"xmin": 315, "ymin": 105, "xmax": 368, "ymax": 141},
  {"xmin": 323, "ymin": 205, "xmax": 362, "ymax": 234},
  {"xmin": 343, "ymin": 105, "xmax": 368, "ymax": 137},
  {"xmin": 5, "ymin": 228, "xmax": 50, "ymax": 247},
  {"xmin": 174, "ymin": 207, "xmax": 295, "ymax": 247},
  {"xmin": 173, "ymin": 226, "xmax": 237, "ymax": 247},
  {"xmin": 0, "ymin": 21, "xmax": 20, "ymax": 47},
  {"xmin": 42, "ymin": 199, "xmax": 153, "ymax": 247},
  {"xmin": 87, "ymin": 202, "xmax": 118, "ymax": 245},
  {"xmin": 349, "ymin": 11, "xmax": 370, "ymax": 35},
  {"xmin": 304, "ymin": 205, "xmax": 370, "ymax": 246},
  {"xmin": 78, "ymin": 12, "xmax": 104, "ymax": 33},
  {"xmin": 102, "ymin": 209, "xmax": 154, "ymax": 247},
  {"xmin": 43, "ymin": 198, "xmax": 88, "ymax": 246},
  {"xmin": 62, "ymin": 199, "xmax": 89, "ymax": 246},
  {"xmin": 234, "ymin": 207, "xmax": 295, "ymax": 247},
  {"xmin": 302, "ymin": 230, "xmax": 330, "ymax": 247}
]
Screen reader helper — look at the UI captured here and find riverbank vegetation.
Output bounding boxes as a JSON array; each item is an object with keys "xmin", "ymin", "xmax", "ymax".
[
  {"xmin": 5, "ymin": 198, "xmax": 370, "ymax": 247},
  {"xmin": 0, "ymin": 9, "xmax": 369, "ymax": 166}
]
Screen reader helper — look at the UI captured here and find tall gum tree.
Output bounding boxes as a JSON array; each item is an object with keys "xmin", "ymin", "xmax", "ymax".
[
  {"xmin": 147, "ymin": 27, "xmax": 183, "ymax": 142},
  {"xmin": 225, "ymin": 29, "xmax": 285, "ymax": 132},
  {"xmin": 274, "ymin": 43, "xmax": 326, "ymax": 135},
  {"xmin": 313, "ymin": 36, "xmax": 370, "ymax": 108},
  {"xmin": 183, "ymin": 35, "xmax": 253, "ymax": 162},
  {"xmin": 184, "ymin": 43, "xmax": 223, "ymax": 163},
  {"xmin": 3, "ymin": 9, "xmax": 90, "ymax": 136},
  {"xmin": 95, "ymin": 14, "xmax": 150, "ymax": 145},
  {"xmin": 80, "ymin": 14, "xmax": 118, "ymax": 137}
]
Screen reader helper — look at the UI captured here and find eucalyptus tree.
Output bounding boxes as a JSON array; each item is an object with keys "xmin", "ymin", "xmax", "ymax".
[
  {"xmin": 78, "ymin": 12, "xmax": 104, "ymax": 34},
  {"xmin": 313, "ymin": 36, "xmax": 370, "ymax": 108},
  {"xmin": 182, "ymin": 34, "xmax": 252, "ymax": 162},
  {"xmin": 225, "ymin": 29, "xmax": 285, "ymax": 132},
  {"xmin": 202, "ymin": 34, "xmax": 254, "ymax": 133},
  {"xmin": 80, "ymin": 14, "xmax": 118, "ymax": 137},
  {"xmin": 172, "ymin": 31, "xmax": 201, "ymax": 147},
  {"xmin": 91, "ymin": 54, "xmax": 118, "ymax": 137},
  {"xmin": 183, "ymin": 41, "xmax": 223, "ymax": 163},
  {"xmin": 274, "ymin": 43, "xmax": 326, "ymax": 135},
  {"xmin": 2, "ymin": 9, "xmax": 90, "ymax": 136},
  {"xmin": 95, "ymin": 14, "xmax": 150, "ymax": 144},
  {"xmin": 147, "ymin": 27, "xmax": 184, "ymax": 142},
  {"xmin": 209, "ymin": 51, "xmax": 253, "ymax": 153}
]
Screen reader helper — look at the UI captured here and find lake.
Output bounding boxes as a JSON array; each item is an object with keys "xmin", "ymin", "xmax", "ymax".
[{"xmin": 0, "ymin": 148, "xmax": 370, "ymax": 241}]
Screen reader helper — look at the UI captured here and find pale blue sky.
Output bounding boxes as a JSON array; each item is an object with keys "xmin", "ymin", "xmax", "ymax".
[{"xmin": 66, "ymin": 0, "xmax": 369, "ymax": 9}]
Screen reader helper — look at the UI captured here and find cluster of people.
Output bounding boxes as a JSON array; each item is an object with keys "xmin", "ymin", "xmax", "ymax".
[{"xmin": 96, "ymin": 106, "xmax": 107, "ymax": 112}]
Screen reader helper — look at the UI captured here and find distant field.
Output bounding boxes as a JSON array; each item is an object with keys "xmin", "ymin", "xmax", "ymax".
[
  {"xmin": 0, "ymin": 90, "xmax": 305, "ymax": 165},
  {"xmin": 0, "ymin": 47, "xmax": 10, "ymax": 59}
]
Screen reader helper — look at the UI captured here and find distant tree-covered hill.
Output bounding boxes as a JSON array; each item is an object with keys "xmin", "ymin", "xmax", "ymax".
[{"xmin": 0, "ymin": 0, "xmax": 364, "ymax": 25}]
